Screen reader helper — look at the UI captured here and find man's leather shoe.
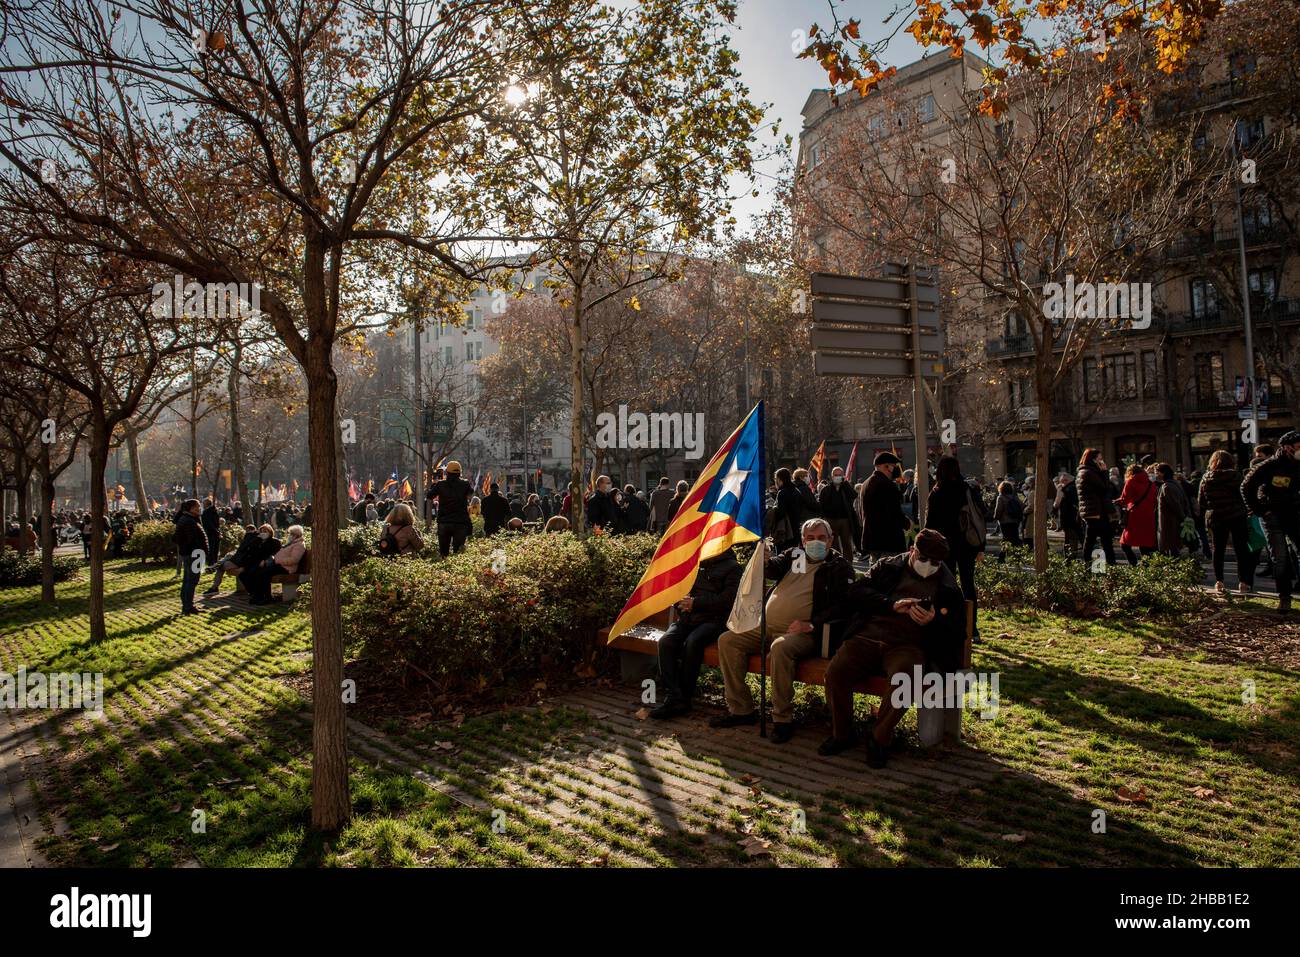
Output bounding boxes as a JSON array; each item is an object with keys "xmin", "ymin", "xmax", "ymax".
[
  {"xmin": 709, "ymin": 712, "xmax": 758, "ymax": 728},
  {"xmin": 818, "ymin": 735, "xmax": 858, "ymax": 756},
  {"xmin": 771, "ymin": 722, "xmax": 794, "ymax": 744},
  {"xmin": 650, "ymin": 700, "xmax": 689, "ymax": 720}
]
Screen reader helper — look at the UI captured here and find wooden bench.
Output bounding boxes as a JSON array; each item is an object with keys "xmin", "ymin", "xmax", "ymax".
[
  {"xmin": 270, "ymin": 548, "xmax": 311, "ymax": 602},
  {"xmin": 601, "ymin": 604, "xmax": 973, "ymax": 697}
]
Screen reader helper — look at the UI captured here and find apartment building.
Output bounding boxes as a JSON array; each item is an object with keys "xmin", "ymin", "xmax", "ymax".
[{"xmin": 799, "ymin": 44, "xmax": 1297, "ymax": 482}]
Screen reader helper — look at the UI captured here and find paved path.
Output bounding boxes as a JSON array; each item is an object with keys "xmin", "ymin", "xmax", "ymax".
[{"xmin": 0, "ymin": 709, "xmax": 49, "ymax": 868}]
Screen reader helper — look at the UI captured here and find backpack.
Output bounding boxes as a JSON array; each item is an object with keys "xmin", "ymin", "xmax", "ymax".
[
  {"xmin": 959, "ymin": 487, "xmax": 988, "ymax": 549},
  {"xmin": 378, "ymin": 527, "xmax": 401, "ymax": 556}
]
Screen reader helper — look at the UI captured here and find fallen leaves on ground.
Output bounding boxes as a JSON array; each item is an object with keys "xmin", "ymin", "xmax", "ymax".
[{"xmin": 1116, "ymin": 785, "xmax": 1149, "ymax": 804}]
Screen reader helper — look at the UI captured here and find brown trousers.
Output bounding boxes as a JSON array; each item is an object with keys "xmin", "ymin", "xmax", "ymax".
[{"xmin": 824, "ymin": 637, "xmax": 926, "ymax": 742}]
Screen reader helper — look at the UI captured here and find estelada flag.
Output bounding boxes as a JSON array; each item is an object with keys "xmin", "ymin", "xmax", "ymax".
[
  {"xmin": 400, "ymin": 477, "xmax": 413, "ymax": 498},
  {"xmin": 809, "ymin": 440, "xmax": 826, "ymax": 484},
  {"xmin": 608, "ymin": 402, "xmax": 765, "ymax": 641}
]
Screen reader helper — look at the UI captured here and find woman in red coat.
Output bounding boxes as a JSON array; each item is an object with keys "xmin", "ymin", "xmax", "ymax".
[{"xmin": 1117, "ymin": 463, "xmax": 1158, "ymax": 565}]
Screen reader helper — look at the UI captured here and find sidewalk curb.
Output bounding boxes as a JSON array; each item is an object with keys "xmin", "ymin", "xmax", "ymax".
[{"xmin": 0, "ymin": 708, "xmax": 51, "ymax": 868}]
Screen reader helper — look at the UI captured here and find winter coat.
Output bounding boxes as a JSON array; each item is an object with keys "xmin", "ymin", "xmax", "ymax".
[
  {"xmin": 430, "ymin": 477, "xmax": 473, "ymax": 527},
  {"xmin": 1241, "ymin": 451, "xmax": 1300, "ymax": 518},
  {"xmin": 1118, "ymin": 471, "xmax": 1157, "ymax": 548},
  {"xmin": 859, "ymin": 470, "xmax": 909, "ymax": 553},
  {"xmin": 765, "ymin": 545, "xmax": 857, "ymax": 633},
  {"xmin": 1075, "ymin": 462, "xmax": 1114, "ymax": 521},
  {"xmin": 481, "ymin": 492, "xmax": 509, "ymax": 534},
  {"xmin": 648, "ymin": 487, "xmax": 675, "ymax": 528},
  {"xmin": 924, "ymin": 479, "xmax": 984, "ymax": 558},
  {"xmin": 1198, "ymin": 468, "xmax": 1247, "ymax": 526},
  {"xmin": 821, "ymin": 553, "xmax": 966, "ymax": 674},
  {"xmin": 1156, "ymin": 480, "xmax": 1191, "ymax": 553},
  {"xmin": 586, "ymin": 489, "xmax": 618, "ymax": 531},
  {"xmin": 621, "ymin": 494, "xmax": 650, "ymax": 533},
  {"xmin": 677, "ymin": 552, "xmax": 743, "ymax": 629},
  {"xmin": 770, "ymin": 483, "xmax": 802, "ymax": 546}
]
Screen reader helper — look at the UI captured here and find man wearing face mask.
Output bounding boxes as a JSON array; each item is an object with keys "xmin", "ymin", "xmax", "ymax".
[
  {"xmin": 710, "ymin": 518, "xmax": 856, "ymax": 743},
  {"xmin": 818, "ymin": 529, "xmax": 965, "ymax": 767},
  {"xmin": 1242, "ymin": 431, "xmax": 1300, "ymax": 612},
  {"xmin": 819, "ymin": 466, "xmax": 860, "ymax": 562}
]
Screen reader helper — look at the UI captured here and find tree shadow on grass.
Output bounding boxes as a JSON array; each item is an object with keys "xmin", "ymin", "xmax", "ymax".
[{"xmin": 989, "ymin": 648, "xmax": 1300, "ymax": 785}]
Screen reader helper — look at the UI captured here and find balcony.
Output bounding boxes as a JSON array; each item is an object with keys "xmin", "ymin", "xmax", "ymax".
[
  {"xmin": 1166, "ymin": 298, "xmax": 1300, "ymax": 336},
  {"xmin": 1166, "ymin": 224, "xmax": 1283, "ymax": 260},
  {"xmin": 986, "ymin": 333, "xmax": 1034, "ymax": 358},
  {"xmin": 1184, "ymin": 391, "xmax": 1291, "ymax": 417},
  {"xmin": 1153, "ymin": 76, "xmax": 1255, "ymax": 118}
]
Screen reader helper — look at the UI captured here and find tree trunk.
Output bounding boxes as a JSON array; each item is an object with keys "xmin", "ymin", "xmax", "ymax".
[
  {"xmin": 228, "ymin": 341, "xmax": 248, "ymax": 518},
  {"xmin": 38, "ymin": 446, "xmax": 56, "ymax": 603},
  {"xmin": 88, "ymin": 420, "xmax": 109, "ymax": 642},
  {"xmin": 15, "ymin": 460, "xmax": 31, "ymax": 555},
  {"xmin": 126, "ymin": 429, "xmax": 149, "ymax": 515},
  {"xmin": 569, "ymin": 277, "xmax": 586, "ymax": 535},
  {"xmin": 301, "ymin": 230, "xmax": 351, "ymax": 832},
  {"xmin": 1032, "ymin": 396, "xmax": 1054, "ymax": 573}
]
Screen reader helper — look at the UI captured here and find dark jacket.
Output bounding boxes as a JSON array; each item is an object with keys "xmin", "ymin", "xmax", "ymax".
[
  {"xmin": 481, "ymin": 491, "xmax": 510, "ymax": 534},
  {"xmin": 622, "ymin": 494, "xmax": 650, "ymax": 533},
  {"xmin": 678, "ymin": 552, "xmax": 743, "ymax": 628},
  {"xmin": 200, "ymin": 505, "xmax": 220, "ymax": 552},
  {"xmin": 430, "ymin": 477, "xmax": 473, "ymax": 527},
  {"xmin": 1075, "ymin": 462, "xmax": 1113, "ymax": 521},
  {"xmin": 765, "ymin": 545, "xmax": 857, "ymax": 633},
  {"xmin": 666, "ymin": 491, "xmax": 687, "ymax": 525},
  {"xmin": 859, "ymin": 470, "xmax": 908, "ymax": 552},
  {"xmin": 586, "ymin": 489, "xmax": 618, "ymax": 530},
  {"xmin": 793, "ymin": 479, "xmax": 820, "ymax": 518},
  {"xmin": 1057, "ymin": 481, "xmax": 1080, "ymax": 530},
  {"xmin": 924, "ymin": 479, "xmax": 984, "ymax": 558},
  {"xmin": 1241, "ymin": 451, "xmax": 1300, "ymax": 518},
  {"xmin": 1157, "ymin": 479, "xmax": 1191, "ymax": 553},
  {"xmin": 230, "ymin": 531, "xmax": 263, "ymax": 567},
  {"xmin": 770, "ymin": 482, "xmax": 802, "ymax": 546},
  {"xmin": 818, "ymin": 479, "xmax": 857, "ymax": 524},
  {"xmin": 1198, "ymin": 468, "xmax": 1247, "ymax": 525},
  {"xmin": 822, "ymin": 553, "xmax": 966, "ymax": 674},
  {"xmin": 173, "ymin": 512, "xmax": 207, "ymax": 555}
]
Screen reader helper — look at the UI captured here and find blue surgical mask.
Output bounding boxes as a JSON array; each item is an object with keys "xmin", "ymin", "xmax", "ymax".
[{"xmin": 804, "ymin": 540, "xmax": 829, "ymax": 561}]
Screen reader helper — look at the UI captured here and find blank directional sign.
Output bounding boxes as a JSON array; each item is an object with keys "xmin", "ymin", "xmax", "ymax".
[
  {"xmin": 811, "ymin": 272, "xmax": 940, "ymax": 304},
  {"xmin": 811, "ymin": 327, "xmax": 941, "ymax": 353},
  {"xmin": 812, "ymin": 298, "xmax": 940, "ymax": 329},
  {"xmin": 815, "ymin": 353, "xmax": 943, "ymax": 378}
]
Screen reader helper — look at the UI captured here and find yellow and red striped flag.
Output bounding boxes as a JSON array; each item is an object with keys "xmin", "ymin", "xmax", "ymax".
[
  {"xmin": 608, "ymin": 403, "xmax": 766, "ymax": 641},
  {"xmin": 400, "ymin": 477, "xmax": 413, "ymax": 498},
  {"xmin": 809, "ymin": 440, "xmax": 826, "ymax": 484}
]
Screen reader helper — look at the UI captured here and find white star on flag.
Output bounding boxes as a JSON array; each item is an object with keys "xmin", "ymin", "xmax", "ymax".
[{"xmin": 718, "ymin": 460, "xmax": 749, "ymax": 501}]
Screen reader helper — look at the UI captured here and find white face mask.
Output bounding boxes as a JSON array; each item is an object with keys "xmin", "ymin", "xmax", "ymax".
[
  {"xmin": 912, "ymin": 557, "xmax": 941, "ymax": 578},
  {"xmin": 832, "ymin": 476, "xmax": 843, "ymax": 486},
  {"xmin": 259, "ymin": 532, "xmax": 271, "ymax": 540}
]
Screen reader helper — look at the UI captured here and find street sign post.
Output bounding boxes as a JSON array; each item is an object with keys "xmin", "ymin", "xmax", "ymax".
[{"xmin": 809, "ymin": 266, "xmax": 943, "ymax": 519}]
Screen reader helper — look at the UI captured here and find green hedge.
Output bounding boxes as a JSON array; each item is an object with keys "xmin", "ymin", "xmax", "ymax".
[
  {"xmin": 0, "ymin": 550, "xmax": 81, "ymax": 588},
  {"xmin": 977, "ymin": 546, "xmax": 1205, "ymax": 617},
  {"xmin": 340, "ymin": 532, "xmax": 658, "ymax": 693},
  {"xmin": 125, "ymin": 520, "xmax": 242, "ymax": 563}
]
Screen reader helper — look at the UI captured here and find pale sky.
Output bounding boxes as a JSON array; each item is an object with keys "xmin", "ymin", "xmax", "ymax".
[{"xmin": 728, "ymin": 0, "xmax": 929, "ymax": 232}]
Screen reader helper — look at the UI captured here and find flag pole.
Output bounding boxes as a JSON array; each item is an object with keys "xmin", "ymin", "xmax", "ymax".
[{"xmin": 758, "ymin": 400, "xmax": 768, "ymax": 739}]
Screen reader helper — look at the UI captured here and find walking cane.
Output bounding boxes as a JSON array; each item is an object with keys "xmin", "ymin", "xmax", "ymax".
[{"xmin": 758, "ymin": 544, "xmax": 777, "ymax": 739}]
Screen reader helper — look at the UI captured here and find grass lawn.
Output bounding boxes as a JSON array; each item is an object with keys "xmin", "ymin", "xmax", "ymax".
[{"xmin": 2, "ymin": 559, "xmax": 1297, "ymax": 867}]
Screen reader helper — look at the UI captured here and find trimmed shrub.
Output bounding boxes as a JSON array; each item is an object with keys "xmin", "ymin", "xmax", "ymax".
[
  {"xmin": 978, "ymin": 546, "xmax": 1204, "ymax": 617},
  {"xmin": 0, "ymin": 551, "xmax": 81, "ymax": 588},
  {"xmin": 340, "ymin": 532, "xmax": 658, "ymax": 693},
  {"xmin": 124, "ymin": 521, "xmax": 180, "ymax": 563}
]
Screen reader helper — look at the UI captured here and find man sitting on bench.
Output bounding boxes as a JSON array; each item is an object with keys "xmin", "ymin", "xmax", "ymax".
[
  {"xmin": 650, "ymin": 547, "xmax": 743, "ymax": 720},
  {"xmin": 709, "ymin": 518, "xmax": 856, "ymax": 743},
  {"xmin": 818, "ymin": 528, "xmax": 966, "ymax": 768}
]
